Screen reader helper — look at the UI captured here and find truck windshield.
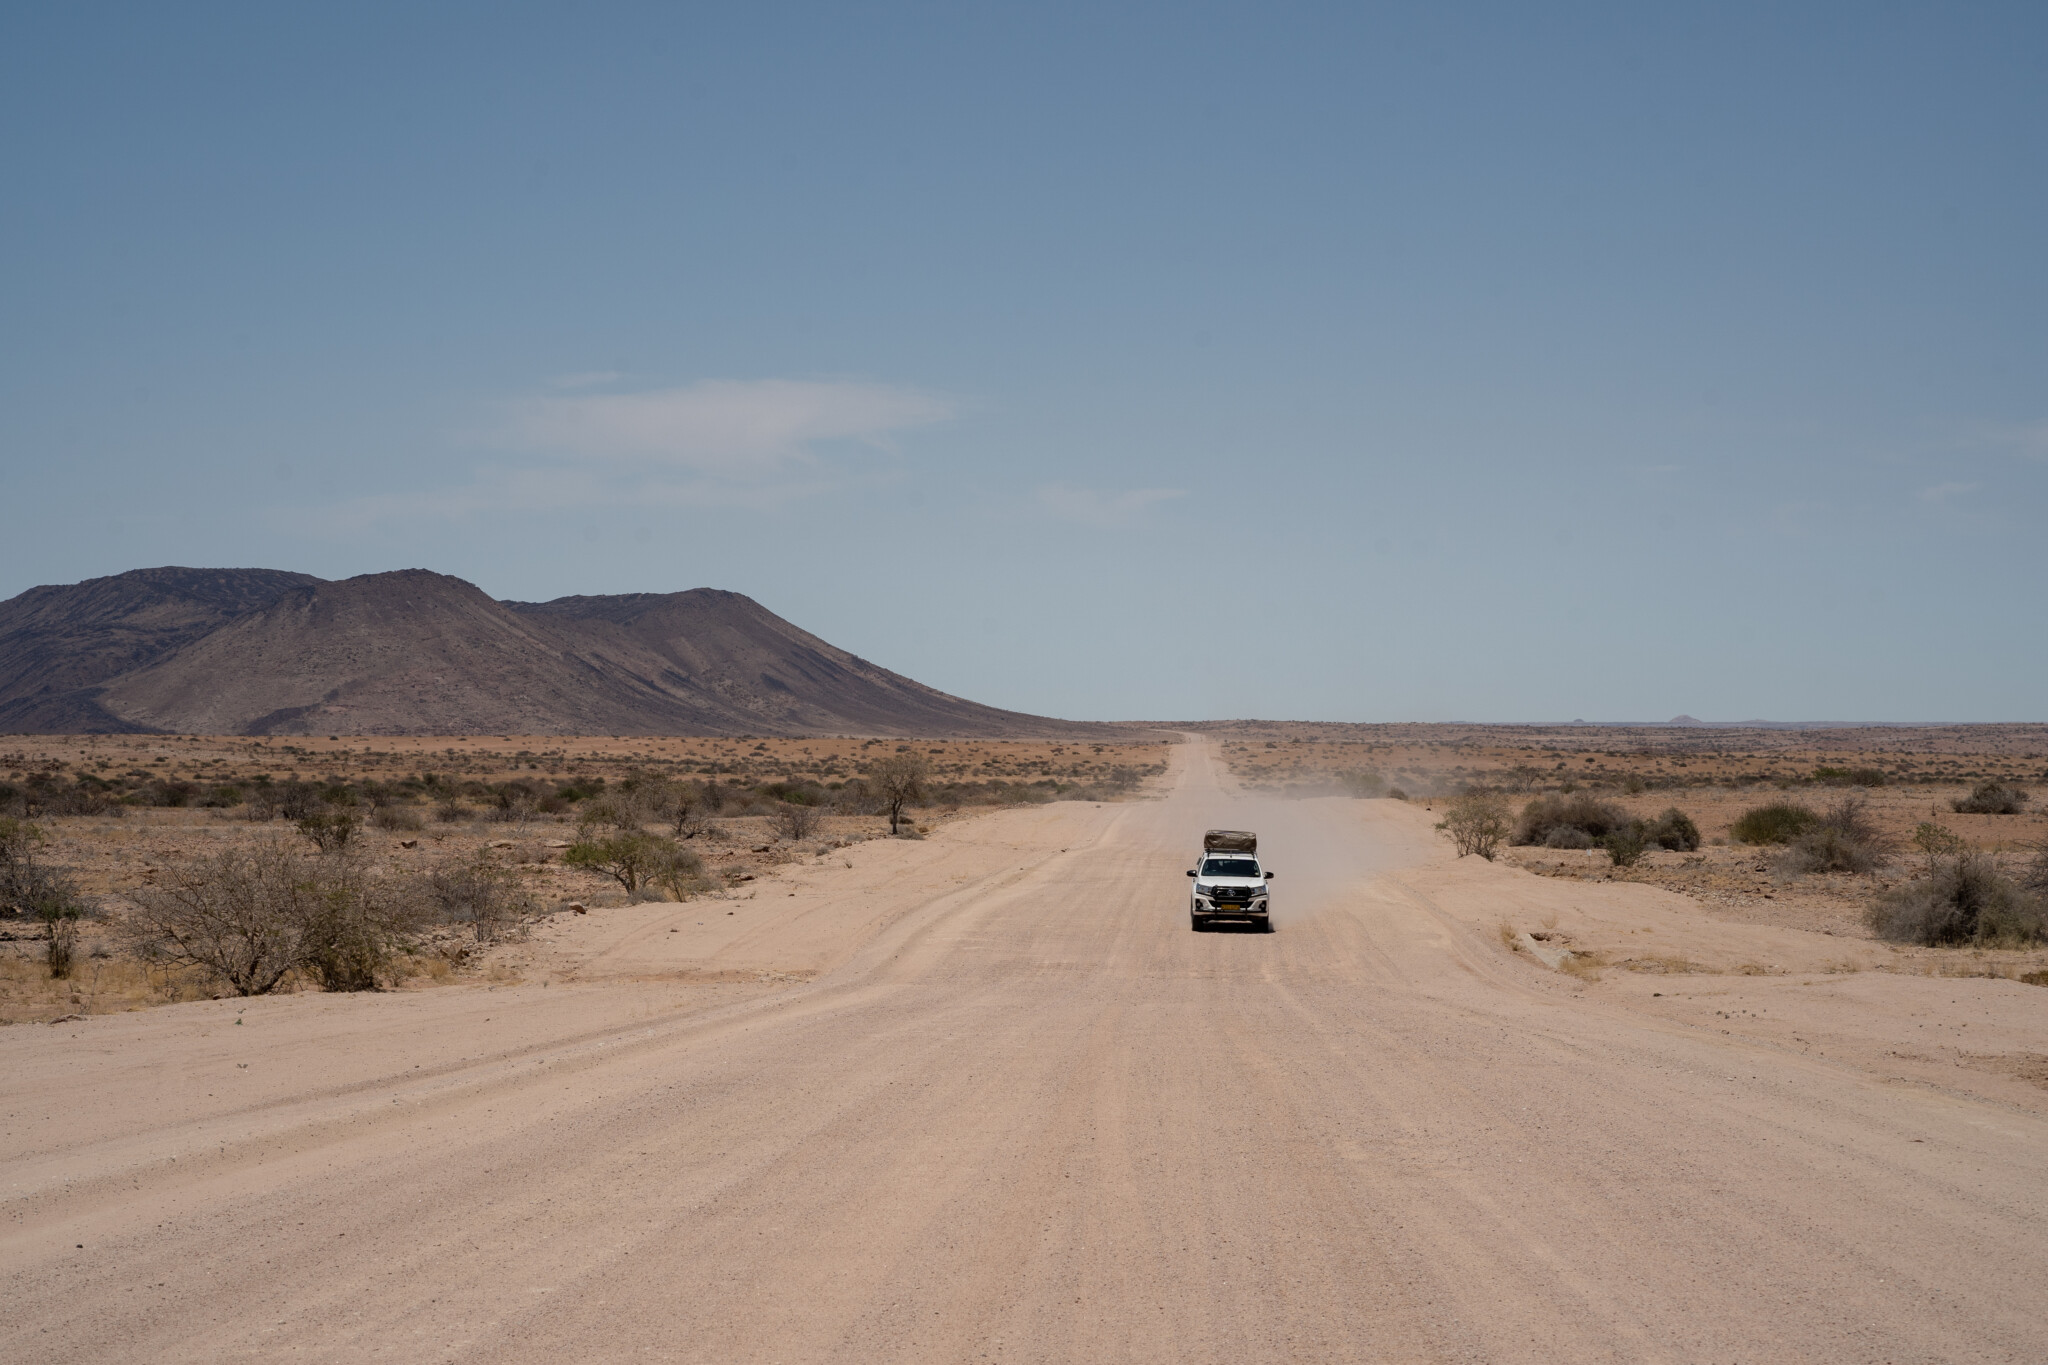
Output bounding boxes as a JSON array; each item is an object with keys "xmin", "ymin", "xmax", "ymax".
[{"xmin": 1201, "ymin": 858, "xmax": 1260, "ymax": 879}]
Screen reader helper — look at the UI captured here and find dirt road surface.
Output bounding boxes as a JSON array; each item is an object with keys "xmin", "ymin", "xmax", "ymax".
[{"xmin": 7, "ymin": 741, "xmax": 2047, "ymax": 1362}]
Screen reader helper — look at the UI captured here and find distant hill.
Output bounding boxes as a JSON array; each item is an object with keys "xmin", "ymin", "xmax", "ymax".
[{"xmin": 0, "ymin": 567, "xmax": 1111, "ymax": 738}]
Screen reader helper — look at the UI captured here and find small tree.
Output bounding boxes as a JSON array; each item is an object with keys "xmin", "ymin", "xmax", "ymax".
[
  {"xmin": 1435, "ymin": 792, "xmax": 1509, "ymax": 860},
  {"xmin": 868, "ymin": 754, "xmax": 929, "ymax": 835},
  {"xmin": 649, "ymin": 780, "xmax": 709, "ymax": 839},
  {"xmin": 563, "ymin": 830, "xmax": 672, "ymax": 894},
  {"xmin": 1912, "ymin": 820, "xmax": 1969, "ymax": 873}
]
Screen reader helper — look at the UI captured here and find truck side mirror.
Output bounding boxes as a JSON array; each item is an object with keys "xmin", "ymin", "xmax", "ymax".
[
  {"xmin": 1264, "ymin": 871, "xmax": 1275, "ymax": 879},
  {"xmin": 1185, "ymin": 869, "xmax": 1196, "ymax": 877}
]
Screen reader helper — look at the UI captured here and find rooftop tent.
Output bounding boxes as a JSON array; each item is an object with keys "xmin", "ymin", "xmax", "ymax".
[{"xmin": 1203, "ymin": 829, "xmax": 1257, "ymax": 853}]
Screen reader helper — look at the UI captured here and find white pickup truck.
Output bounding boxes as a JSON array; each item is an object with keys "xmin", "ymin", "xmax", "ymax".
[{"xmin": 1186, "ymin": 829, "xmax": 1274, "ymax": 932}]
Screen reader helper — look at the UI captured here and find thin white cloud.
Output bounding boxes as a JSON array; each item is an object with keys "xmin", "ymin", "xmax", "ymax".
[
  {"xmin": 1916, "ymin": 481, "xmax": 1980, "ymax": 503},
  {"xmin": 291, "ymin": 376, "xmax": 953, "ymax": 535},
  {"xmin": 1035, "ymin": 483, "xmax": 1188, "ymax": 528},
  {"xmin": 500, "ymin": 378, "xmax": 953, "ymax": 476}
]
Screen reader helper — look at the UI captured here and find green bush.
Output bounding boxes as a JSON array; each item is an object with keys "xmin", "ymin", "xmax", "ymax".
[
  {"xmin": 1813, "ymin": 766, "xmax": 1886, "ymax": 787},
  {"xmin": 1731, "ymin": 802, "xmax": 1818, "ymax": 845},
  {"xmin": 1603, "ymin": 821, "xmax": 1650, "ymax": 867},
  {"xmin": 1952, "ymin": 781, "xmax": 2028, "ymax": 815},
  {"xmin": 563, "ymin": 830, "xmax": 673, "ymax": 894},
  {"xmin": 1514, "ymin": 793, "xmax": 1631, "ymax": 848},
  {"xmin": 1647, "ymin": 808, "xmax": 1700, "ymax": 852}
]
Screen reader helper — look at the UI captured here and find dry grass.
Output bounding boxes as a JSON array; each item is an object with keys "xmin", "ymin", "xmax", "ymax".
[
  {"xmin": 1617, "ymin": 955, "xmax": 1707, "ymax": 975},
  {"xmin": 0, "ymin": 940, "xmax": 219, "ymax": 1023},
  {"xmin": 1559, "ymin": 950, "xmax": 1609, "ymax": 982}
]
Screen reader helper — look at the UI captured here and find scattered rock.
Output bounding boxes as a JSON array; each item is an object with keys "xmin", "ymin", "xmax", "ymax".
[
  {"xmin": 569, "ymin": 902, "xmax": 587, "ymax": 915},
  {"xmin": 398, "ymin": 839, "xmax": 418, "ymax": 849},
  {"xmin": 48, "ymin": 1014, "xmax": 85, "ymax": 1025}
]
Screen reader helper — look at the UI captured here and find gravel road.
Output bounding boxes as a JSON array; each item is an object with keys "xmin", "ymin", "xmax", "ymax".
[{"xmin": 6, "ymin": 741, "xmax": 2045, "ymax": 1362}]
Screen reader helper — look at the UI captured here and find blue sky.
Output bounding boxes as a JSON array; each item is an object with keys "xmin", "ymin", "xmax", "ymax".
[{"xmin": 3, "ymin": 3, "xmax": 2043, "ymax": 722}]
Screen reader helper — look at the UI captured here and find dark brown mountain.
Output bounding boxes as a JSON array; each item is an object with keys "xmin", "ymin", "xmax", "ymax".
[
  {"xmin": 1, "ymin": 566, "xmax": 1107, "ymax": 738},
  {"xmin": 0, "ymin": 567, "xmax": 320, "ymax": 732}
]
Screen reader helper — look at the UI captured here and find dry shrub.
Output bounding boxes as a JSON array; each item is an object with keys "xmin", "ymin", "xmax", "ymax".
[
  {"xmin": 123, "ymin": 839, "xmax": 325, "ymax": 996},
  {"xmin": 652, "ymin": 846, "xmax": 711, "ymax": 900},
  {"xmin": 295, "ymin": 809, "xmax": 361, "ymax": 852},
  {"xmin": 370, "ymin": 802, "xmax": 424, "ymax": 832},
  {"xmin": 1814, "ymin": 765, "xmax": 1886, "ymax": 787},
  {"xmin": 1436, "ymin": 792, "xmax": 1510, "ymax": 859},
  {"xmin": 1514, "ymin": 793, "xmax": 1630, "ymax": 848},
  {"xmin": 2, "ymin": 817, "xmax": 90, "ymax": 979},
  {"xmin": 2025, "ymin": 844, "xmax": 2048, "ymax": 897},
  {"xmin": 1953, "ymin": 781, "xmax": 2029, "ymax": 815},
  {"xmin": 298, "ymin": 858, "xmax": 424, "ymax": 992},
  {"xmin": 1732, "ymin": 802, "xmax": 1818, "ymax": 846},
  {"xmin": 774, "ymin": 801, "xmax": 821, "ymax": 842},
  {"xmin": 425, "ymin": 853, "xmax": 537, "ymax": 943},
  {"xmin": 1783, "ymin": 797, "xmax": 1889, "ymax": 874},
  {"xmin": 124, "ymin": 839, "xmax": 423, "ymax": 995},
  {"xmin": 579, "ymin": 793, "xmax": 648, "ymax": 833},
  {"xmin": 1867, "ymin": 855, "xmax": 2045, "ymax": 947},
  {"xmin": 650, "ymin": 780, "xmax": 712, "ymax": 838}
]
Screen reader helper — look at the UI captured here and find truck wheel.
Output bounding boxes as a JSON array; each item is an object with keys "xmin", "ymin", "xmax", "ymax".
[
  {"xmin": 1190, "ymin": 913, "xmax": 1204, "ymax": 932},
  {"xmin": 1261, "ymin": 918, "xmax": 1276, "ymax": 934}
]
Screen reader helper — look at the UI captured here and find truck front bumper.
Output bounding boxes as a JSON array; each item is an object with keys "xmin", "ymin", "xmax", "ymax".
[{"xmin": 1193, "ymin": 898, "xmax": 1269, "ymax": 920}]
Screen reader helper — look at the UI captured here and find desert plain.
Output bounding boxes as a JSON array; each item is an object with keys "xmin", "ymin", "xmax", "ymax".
[{"xmin": 5, "ymin": 728, "xmax": 2048, "ymax": 1361}]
